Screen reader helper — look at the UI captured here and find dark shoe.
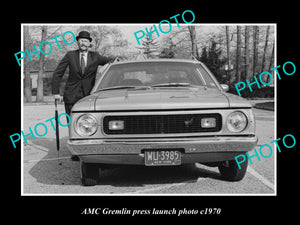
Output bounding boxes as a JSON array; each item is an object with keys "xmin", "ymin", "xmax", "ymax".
[{"xmin": 70, "ymin": 155, "xmax": 80, "ymax": 161}]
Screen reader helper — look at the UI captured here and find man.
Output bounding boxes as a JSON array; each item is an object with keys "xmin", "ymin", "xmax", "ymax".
[
  {"xmin": 52, "ymin": 30, "xmax": 113, "ymax": 115},
  {"xmin": 52, "ymin": 30, "xmax": 113, "ymax": 160}
]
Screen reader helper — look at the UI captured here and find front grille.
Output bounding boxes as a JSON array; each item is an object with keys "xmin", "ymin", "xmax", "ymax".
[{"xmin": 103, "ymin": 114, "xmax": 222, "ymax": 135}]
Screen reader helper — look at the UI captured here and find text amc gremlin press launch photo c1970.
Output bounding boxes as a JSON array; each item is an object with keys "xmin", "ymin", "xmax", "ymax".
[{"xmin": 67, "ymin": 58, "xmax": 258, "ymax": 186}]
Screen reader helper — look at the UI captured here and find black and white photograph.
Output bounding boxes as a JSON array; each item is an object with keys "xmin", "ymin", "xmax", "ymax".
[
  {"xmin": 20, "ymin": 23, "xmax": 277, "ymax": 195},
  {"xmin": 4, "ymin": 4, "xmax": 299, "ymax": 221}
]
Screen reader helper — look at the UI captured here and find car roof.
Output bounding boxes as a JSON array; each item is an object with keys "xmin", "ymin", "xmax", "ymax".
[{"xmin": 111, "ymin": 58, "xmax": 202, "ymax": 65}]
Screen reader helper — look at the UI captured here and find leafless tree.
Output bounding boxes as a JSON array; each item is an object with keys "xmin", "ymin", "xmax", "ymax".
[
  {"xmin": 261, "ymin": 25, "xmax": 270, "ymax": 73},
  {"xmin": 225, "ymin": 26, "xmax": 231, "ymax": 77},
  {"xmin": 188, "ymin": 25, "xmax": 198, "ymax": 58},
  {"xmin": 235, "ymin": 26, "xmax": 241, "ymax": 83},
  {"xmin": 23, "ymin": 26, "xmax": 32, "ymax": 103},
  {"xmin": 36, "ymin": 26, "xmax": 47, "ymax": 102},
  {"xmin": 244, "ymin": 26, "xmax": 251, "ymax": 81},
  {"xmin": 253, "ymin": 26, "xmax": 259, "ymax": 78}
]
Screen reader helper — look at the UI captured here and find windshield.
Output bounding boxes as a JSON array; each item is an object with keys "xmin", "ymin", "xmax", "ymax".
[{"xmin": 95, "ymin": 61, "xmax": 218, "ymax": 91}]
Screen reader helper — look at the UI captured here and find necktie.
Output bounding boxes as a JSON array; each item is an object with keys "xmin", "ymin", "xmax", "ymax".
[{"xmin": 81, "ymin": 53, "xmax": 85, "ymax": 74}]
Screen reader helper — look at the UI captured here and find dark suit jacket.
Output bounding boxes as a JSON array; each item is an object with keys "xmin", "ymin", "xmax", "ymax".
[{"xmin": 52, "ymin": 50, "xmax": 111, "ymax": 104}]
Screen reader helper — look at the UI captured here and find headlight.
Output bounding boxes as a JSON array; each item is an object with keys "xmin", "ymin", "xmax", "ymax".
[
  {"xmin": 75, "ymin": 114, "xmax": 98, "ymax": 137},
  {"xmin": 226, "ymin": 111, "xmax": 248, "ymax": 132}
]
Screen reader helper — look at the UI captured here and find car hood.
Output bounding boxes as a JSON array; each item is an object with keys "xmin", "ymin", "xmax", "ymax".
[{"xmin": 72, "ymin": 87, "xmax": 251, "ymax": 111}]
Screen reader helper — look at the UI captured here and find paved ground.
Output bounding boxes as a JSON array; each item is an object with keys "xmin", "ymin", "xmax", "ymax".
[{"xmin": 21, "ymin": 103, "xmax": 275, "ymax": 195}]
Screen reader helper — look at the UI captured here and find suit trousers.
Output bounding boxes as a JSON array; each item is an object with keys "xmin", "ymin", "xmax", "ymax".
[
  {"xmin": 64, "ymin": 102, "xmax": 78, "ymax": 159},
  {"xmin": 64, "ymin": 102, "xmax": 74, "ymax": 124}
]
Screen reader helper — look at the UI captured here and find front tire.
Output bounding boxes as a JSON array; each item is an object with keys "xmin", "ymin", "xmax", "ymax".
[
  {"xmin": 80, "ymin": 161, "xmax": 100, "ymax": 186},
  {"xmin": 218, "ymin": 156, "xmax": 248, "ymax": 181}
]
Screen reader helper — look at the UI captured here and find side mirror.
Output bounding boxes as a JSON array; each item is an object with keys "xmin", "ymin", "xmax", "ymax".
[{"xmin": 220, "ymin": 84, "xmax": 229, "ymax": 92}]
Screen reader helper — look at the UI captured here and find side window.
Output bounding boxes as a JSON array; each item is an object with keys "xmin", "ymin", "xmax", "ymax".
[{"xmin": 196, "ymin": 64, "xmax": 218, "ymax": 88}]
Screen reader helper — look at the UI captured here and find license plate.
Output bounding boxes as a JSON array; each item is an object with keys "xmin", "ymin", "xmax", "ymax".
[{"xmin": 144, "ymin": 150, "xmax": 181, "ymax": 166}]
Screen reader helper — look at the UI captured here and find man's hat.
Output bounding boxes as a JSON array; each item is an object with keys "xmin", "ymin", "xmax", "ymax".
[{"xmin": 76, "ymin": 31, "xmax": 92, "ymax": 42}]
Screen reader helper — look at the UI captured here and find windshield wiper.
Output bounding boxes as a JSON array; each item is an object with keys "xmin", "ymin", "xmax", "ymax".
[
  {"xmin": 93, "ymin": 86, "xmax": 136, "ymax": 93},
  {"xmin": 93, "ymin": 85, "xmax": 148, "ymax": 93},
  {"xmin": 150, "ymin": 83, "xmax": 198, "ymax": 88},
  {"xmin": 94, "ymin": 83, "xmax": 201, "ymax": 93}
]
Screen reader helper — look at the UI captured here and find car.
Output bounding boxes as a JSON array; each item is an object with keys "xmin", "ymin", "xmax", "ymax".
[{"xmin": 67, "ymin": 58, "xmax": 258, "ymax": 186}]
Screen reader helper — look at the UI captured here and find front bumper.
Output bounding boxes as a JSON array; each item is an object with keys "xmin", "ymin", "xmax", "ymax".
[{"xmin": 67, "ymin": 136, "xmax": 258, "ymax": 164}]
